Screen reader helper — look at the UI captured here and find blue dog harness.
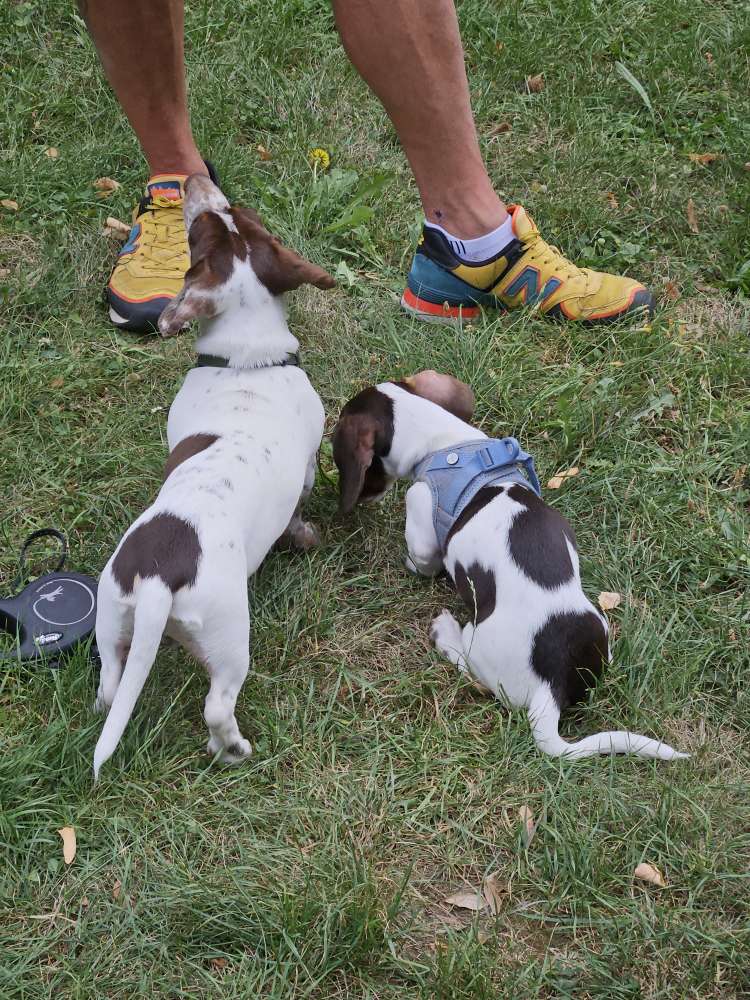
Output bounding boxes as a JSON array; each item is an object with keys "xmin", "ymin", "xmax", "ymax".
[{"xmin": 412, "ymin": 437, "xmax": 541, "ymax": 552}]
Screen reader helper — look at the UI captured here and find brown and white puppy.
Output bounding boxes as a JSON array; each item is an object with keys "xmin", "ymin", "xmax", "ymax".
[
  {"xmin": 333, "ymin": 372, "xmax": 688, "ymax": 761},
  {"xmin": 93, "ymin": 175, "xmax": 334, "ymax": 779}
]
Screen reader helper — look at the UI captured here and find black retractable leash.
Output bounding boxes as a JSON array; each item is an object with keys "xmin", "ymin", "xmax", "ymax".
[{"xmin": 0, "ymin": 530, "xmax": 98, "ymax": 666}]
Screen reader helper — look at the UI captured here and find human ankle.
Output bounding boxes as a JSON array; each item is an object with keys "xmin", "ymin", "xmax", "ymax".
[
  {"xmin": 424, "ymin": 197, "xmax": 508, "ymax": 239},
  {"xmin": 146, "ymin": 151, "xmax": 207, "ymax": 179}
]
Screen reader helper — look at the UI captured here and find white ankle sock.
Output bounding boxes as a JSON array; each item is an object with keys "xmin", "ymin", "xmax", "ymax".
[{"xmin": 424, "ymin": 215, "xmax": 515, "ymax": 263}]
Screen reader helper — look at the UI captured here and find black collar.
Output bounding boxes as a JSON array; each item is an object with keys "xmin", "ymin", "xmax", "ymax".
[{"xmin": 194, "ymin": 352, "xmax": 301, "ymax": 370}]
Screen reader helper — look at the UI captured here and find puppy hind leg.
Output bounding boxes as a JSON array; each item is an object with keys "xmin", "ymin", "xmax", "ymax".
[
  {"xmin": 430, "ymin": 609, "xmax": 468, "ymax": 672},
  {"xmin": 200, "ymin": 615, "xmax": 252, "ymax": 764},
  {"xmin": 94, "ymin": 618, "xmax": 129, "ymax": 714}
]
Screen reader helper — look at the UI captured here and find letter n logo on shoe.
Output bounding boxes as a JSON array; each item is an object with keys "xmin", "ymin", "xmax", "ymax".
[{"xmin": 503, "ymin": 266, "xmax": 562, "ymax": 305}]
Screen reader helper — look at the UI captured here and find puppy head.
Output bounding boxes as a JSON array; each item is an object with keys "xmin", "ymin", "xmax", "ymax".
[
  {"xmin": 158, "ymin": 174, "xmax": 334, "ymax": 335},
  {"xmin": 397, "ymin": 370, "xmax": 475, "ymax": 422},
  {"xmin": 332, "ymin": 387, "xmax": 397, "ymax": 514}
]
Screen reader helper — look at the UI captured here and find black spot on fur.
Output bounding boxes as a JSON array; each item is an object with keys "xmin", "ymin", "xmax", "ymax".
[
  {"xmin": 453, "ymin": 560, "xmax": 496, "ymax": 624},
  {"xmin": 531, "ymin": 610, "xmax": 608, "ymax": 709},
  {"xmin": 445, "ymin": 486, "xmax": 504, "ymax": 548},
  {"xmin": 112, "ymin": 513, "xmax": 201, "ymax": 595},
  {"xmin": 507, "ymin": 484, "xmax": 577, "ymax": 589}
]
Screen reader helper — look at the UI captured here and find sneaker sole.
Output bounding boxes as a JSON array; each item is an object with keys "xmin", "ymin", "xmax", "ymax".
[
  {"xmin": 400, "ymin": 287, "xmax": 482, "ymax": 325},
  {"xmin": 401, "ymin": 285, "xmax": 656, "ymax": 326}
]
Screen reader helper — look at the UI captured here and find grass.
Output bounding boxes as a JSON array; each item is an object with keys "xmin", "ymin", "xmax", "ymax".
[{"xmin": 1, "ymin": 0, "xmax": 749, "ymax": 995}]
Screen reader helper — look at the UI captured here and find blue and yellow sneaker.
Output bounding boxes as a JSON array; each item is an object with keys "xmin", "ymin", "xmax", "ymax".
[
  {"xmin": 402, "ymin": 205, "xmax": 655, "ymax": 325},
  {"xmin": 107, "ymin": 164, "xmax": 220, "ymax": 332}
]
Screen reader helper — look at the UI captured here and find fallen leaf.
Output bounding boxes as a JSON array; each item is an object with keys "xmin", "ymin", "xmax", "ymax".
[
  {"xmin": 634, "ymin": 862, "xmax": 665, "ymax": 887},
  {"xmin": 444, "ymin": 889, "xmax": 487, "ymax": 912},
  {"xmin": 606, "ymin": 191, "xmax": 620, "ymax": 210},
  {"xmin": 112, "ymin": 879, "xmax": 122, "ymax": 901},
  {"xmin": 519, "ymin": 805, "xmax": 537, "ymax": 847},
  {"xmin": 57, "ymin": 827, "xmax": 76, "ymax": 865},
  {"xmin": 686, "ymin": 198, "xmax": 699, "ymax": 234},
  {"xmin": 687, "ymin": 152, "xmax": 722, "ymax": 166},
  {"xmin": 105, "ymin": 216, "xmax": 130, "ymax": 234},
  {"xmin": 256, "ymin": 144, "xmax": 272, "ymax": 161},
  {"xmin": 94, "ymin": 176, "xmax": 121, "ymax": 198},
  {"xmin": 209, "ymin": 958, "xmax": 228, "ymax": 972},
  {"xmin": 525, "ymin": 73, "xmax": 545, "ymax": 93},
  {"xmin": 45, "ymin": 147, "xmax": 59, "ymax": 159},
  {"xmin": 547, "ymin": 467, "xmax": 580, "ymax": 490},
  {"xmin": 598, "ymin": 591, "xmax": 622, "ymax": 611},
  {"xmin": 495, "ymin": 41, "xmax": 504, "ymax": 53},
  {"xmin": 705, "ymin": 51, "xmax": 713, "ymax": 63},
  {"xmin": 664, "ymin": 280, "xmax": 680, "ymax": 301},
  {"xmin": 482, "ymin": 873, "xmax": 504, "ymax": 915},
  {"xmin": 489, "ymin": 121, "xmax": 512, "ymax": 136},
  {"xmin": 1, "ymin": 199, "xmax": 19, "ymax": 211},
  {"xmin": 49, "ymin": 376, "xmax": 65, "ymax": 389},
  {"xmin": 477, "ymin": 927, "xmax": 492, "ymax": 944},
  {"xmin": 611, "ymin": 360, "xmax": 624, "ymax": 367}
]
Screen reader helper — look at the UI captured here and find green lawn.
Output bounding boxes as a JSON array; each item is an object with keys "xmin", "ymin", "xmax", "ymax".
[{"xmin": 1, "ymin": 0, "xmax": 749, "ymax": 996}]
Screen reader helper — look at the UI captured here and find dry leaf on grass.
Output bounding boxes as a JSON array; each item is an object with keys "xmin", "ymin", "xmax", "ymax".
[
  {"xmin": 256, "ymin": 144, "xmax": 272, "ymax": 161},
  {"xmin": 606, "ymin": 192, "xmax": 620, "ymax": 210},
  {"xmin": 519, "ymin": 805, "xmax": 537, "ymax": 847},
  {"xmin": 57, "ymin": 826, "xmax": 76, "ymax": 865},
  {"xmin": 598, "ymin": 591, "xmax": 623, "ymax": 611},
  {"xmin": 81, "ymin": 896, "xmax": 90, "ymax": 908},
  {"xmin": 482, "ymin": 873, "xmax": 504, "ymax": 915},
  {"xmin": 49, "ymin": 376, "xmax": 65, "ymax": 389},
  {"xmin": 209, "ymin": 958, "xmax": 228, "ymax": 972},
  {"xmin": 444, "ymin": 889, "xmax": 486, "ymax": 912},
  {"xmin": 1, "ymin": 199, "xmax": 19, "ymax": 211},
  {"xmin": 686, "ymin": 198, "xmax": 699, "ymax": 234},
  {"xmin": 94, "ymin": 177, "xmax": 121, "ymax": 197},
  {"xmin": 634, "ymin": 862, "xmax": 665, "ymax": 887},
  {"xmin": 525, "ymin": 74, "xmax": 545, "ymax": 93},
  {"xmin": 664, "ymin": 281, "xmax": 680, "ymax": 301},
  {"xmin": 45, "ymin": 147, "xmax": 59, "ymax": 159},
  {"xmin": 112, "ymin": 879, "xmax": 122, "ymax": 901},
  {"xmin": 489, "ymin": 121, "xmax": 512, "ymax": 136},
  {"xmin": 547, "ymin": 467, "xmax": 579, "ymax": 489},
  {"xmin": 688, "ymin": 152, "xmax": 722, "ymax": 166},
  {"xmin": 103, "ymin": 216, "xmax": 131, "ymax": 239}
]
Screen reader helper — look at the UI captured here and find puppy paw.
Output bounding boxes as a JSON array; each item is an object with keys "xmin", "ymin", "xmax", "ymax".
[
  {"xmin": 404, "ymin": 553, "xmax": 419, "ymax": 575},
  {"xmin": 207, "ymin": 736, "xmax": 252, "ymax": 765},
  {"xmin": 93, "ymin": 692, "xmax": 109, "ymax": 715},
  {"xmin": 291, "ymin": 521, "xmax": 320, "ymax": 551}
]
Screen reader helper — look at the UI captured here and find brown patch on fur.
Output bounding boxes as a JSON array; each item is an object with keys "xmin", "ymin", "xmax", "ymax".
[
  {"xmin": 332, "ymin": 388, "xmax": 396, "ymax": 513},
  {"xmin": 445, "ymin": 486, "xmax": 505, "ymax": 548},
  {"xmin": 163, "ymin": 433, "xmax": 219, "ymax": 481},
  {"xmin": 453, "ymin": 560, "xmax": 496, "ymax": 624},
  {"xmin": 396, "ymin": 370, "xmax": 475, "ymax": 422},
  {"xmin": 112, "ymin": 513, "xmax": 201, "ymax": 595},
  {"xmin": 230, "ymin": 207, "xmax": 334, "ymax": 295}
]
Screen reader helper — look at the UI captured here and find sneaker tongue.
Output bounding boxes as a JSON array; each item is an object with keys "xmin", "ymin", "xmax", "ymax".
[
  {"xmin": 146, "ymin": 175, "xmax": 186, "ymax": 205},
  {"xmin": 510, "ymin": 205, "xmax": 538, "ymax": 242}
]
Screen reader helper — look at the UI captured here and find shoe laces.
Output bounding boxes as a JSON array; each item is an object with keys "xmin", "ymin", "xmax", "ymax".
[
  {"xmin": 522, "ymin": 229, "xmax": 588, "ymax": 285},
  {"xmin": 137, "ymin": 196, "xmax": 187, "ymax": 273}
]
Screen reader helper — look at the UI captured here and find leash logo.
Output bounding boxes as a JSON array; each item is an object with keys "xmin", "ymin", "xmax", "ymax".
[{"xmin": 33, "ymin": 579, "xmax": 96, "ymax": 627}]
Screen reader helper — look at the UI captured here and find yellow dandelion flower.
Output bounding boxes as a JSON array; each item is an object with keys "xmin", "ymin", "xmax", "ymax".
[{"xmin": 309, "ymin": 147, "xmax": 331, "ymax": 172}]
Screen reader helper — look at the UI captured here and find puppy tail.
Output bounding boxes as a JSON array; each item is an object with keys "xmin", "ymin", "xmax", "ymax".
[
  {"xmin": 93, "ymin": 580, "xmax": 173, "ymax": 781},
  {"xmin": 528, "ymin": 686, "xmax": 689, "ymax": 761}
]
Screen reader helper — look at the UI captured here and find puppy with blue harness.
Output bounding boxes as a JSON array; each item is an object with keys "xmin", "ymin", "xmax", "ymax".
[
  {"xmin": 412, "ymin": 437, "xmax": 541, "ymax": 554},
  {"xmin": 333, "ymin": 369, "xmax": 688, "ymax": 762}
]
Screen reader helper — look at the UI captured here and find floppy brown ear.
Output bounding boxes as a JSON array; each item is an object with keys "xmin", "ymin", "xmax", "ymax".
[
  {"xmin": 400, "ymin": 369, "xmax": 475, "ymax": 422},
  {"xmin": 332, "ymin": 415, "xmax": 377, "ymax": 514},
  {"xmin": 158, "ymin": 260, "xmax": 221, "ymax": 336},
  {"xmin": 231, "ymin": 206, "xmax": 335, "ymax": 294}
]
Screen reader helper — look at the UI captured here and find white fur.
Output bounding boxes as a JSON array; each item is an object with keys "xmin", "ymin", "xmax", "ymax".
[
  {"xmin": 379, "ymin": 383, "xmax": 688, "ymax": 761},
  {"xmin": 93, "ymin": 183, "xmax": 324, "ymax": 779}
]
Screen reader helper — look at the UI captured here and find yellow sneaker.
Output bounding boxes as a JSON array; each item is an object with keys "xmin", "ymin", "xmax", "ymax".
[
  {"xmin": 402, "ymin": 204, "xmax": 654, "ymax": 324},
  {"xmin": 107, "ymin": 174, "xmax": 191, "ymax": 332}
]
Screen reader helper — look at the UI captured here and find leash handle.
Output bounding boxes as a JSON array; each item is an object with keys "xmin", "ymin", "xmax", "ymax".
[{"xmin": 12, "ymin": 529, "xmax": 67, "ymax": 591}]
